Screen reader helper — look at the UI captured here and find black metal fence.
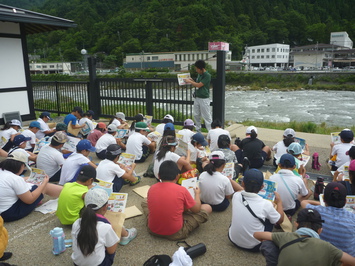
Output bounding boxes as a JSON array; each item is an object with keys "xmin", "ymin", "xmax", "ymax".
[
  {"xmin": 32, "ymin": 78, "xmax": 214, "ymax": 124},
  {"xmin": 32, "ymin": 81, "xmax": 89, "ymax": 116}
]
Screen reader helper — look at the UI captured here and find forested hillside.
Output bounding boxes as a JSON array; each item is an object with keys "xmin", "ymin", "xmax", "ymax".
[{"xmin": 2, "ymin": 0, "xmax": 355, "ymax": 66}]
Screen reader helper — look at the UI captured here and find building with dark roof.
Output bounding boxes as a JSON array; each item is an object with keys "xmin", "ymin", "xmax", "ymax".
[{"xmin": 0, "ymin": 4, "xmax": 76, "ymax": 124}]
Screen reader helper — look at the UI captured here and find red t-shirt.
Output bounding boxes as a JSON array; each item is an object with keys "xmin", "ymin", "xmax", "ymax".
[{"xmin": 147, "ymin": 182, "xmax": 196, "ymax": 235}]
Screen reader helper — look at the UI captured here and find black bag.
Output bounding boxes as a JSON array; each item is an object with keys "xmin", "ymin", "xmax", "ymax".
[
  {"xmin": 176, "ymin": 241, "xmax": 207, "ymax": 259},
  {"xmin": 314, "ymin": 177, "xmax": 325, "ymax": 201},
  {"xmin": 143, "ymin": 255, "xmax": 172, "ymax": 266}
]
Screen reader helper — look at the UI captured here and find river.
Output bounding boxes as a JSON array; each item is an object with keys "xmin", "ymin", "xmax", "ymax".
[{"xmin": 225, "ymin": 89, "xmax": 355, "ymax": 127}]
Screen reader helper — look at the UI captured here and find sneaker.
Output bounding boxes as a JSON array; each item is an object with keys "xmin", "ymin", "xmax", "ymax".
[
  {"xmin": 120, "ymin": 228, "xmax": 137, "ymax": 246},
  {"xmin": 130, "ymin": 176, "xmax": 141, "ymax": 186},
  {"xmin": 242, "ymin": 157, "xmax": 250, "ymax": 173}
]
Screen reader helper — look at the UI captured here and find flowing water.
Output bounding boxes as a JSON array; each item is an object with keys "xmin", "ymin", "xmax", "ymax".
[{"xmin": 225, "ymin": 89, "xmax": 355, "ymax": 127}]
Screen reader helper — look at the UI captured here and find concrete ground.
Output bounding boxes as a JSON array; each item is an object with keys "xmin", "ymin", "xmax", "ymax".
[{"xmin": 3, "ymin": 124, "xmax": 333, "ymax": 266}]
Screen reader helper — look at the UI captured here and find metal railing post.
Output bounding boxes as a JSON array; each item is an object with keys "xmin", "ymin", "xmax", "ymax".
[
  {"xmin": 88, "ymin": 57, "xmax": 100, "ymax": 119},
  {"xmin": 214, "ymin": 50, "xmax": 226, "ymax": 125}
]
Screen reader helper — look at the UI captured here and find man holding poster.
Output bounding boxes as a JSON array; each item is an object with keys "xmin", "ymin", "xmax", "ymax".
[{"xmin": 184, "ymin": 60, "xmax": 212, "ymax": 132}]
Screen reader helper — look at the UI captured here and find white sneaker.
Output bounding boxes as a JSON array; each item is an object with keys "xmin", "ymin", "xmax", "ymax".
[{"xmin": 119, "ymin": 228, "xmax": 137, "ymax": 245}]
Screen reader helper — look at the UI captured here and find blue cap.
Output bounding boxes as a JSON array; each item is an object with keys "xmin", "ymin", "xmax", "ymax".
[
  {"xmin": 77, "ymin": 139, "xmax": 96, "ymax": 152},
  {"xmin": 164, "ymin": 122, "xmax": 175, "ymax": 131},
  {"xmin": 192, "ymin": 132, "xmax": 208, "ymax": 146},
  {"xmin": 29, "ymin": 121, "xmax": 42, "ymax": 129},
  {"xmin": 279, "ymin": 153, "xmax": 296, "ymax": 167},
  {"xmin": 287, "ymin": 142, "xmax": 302, "ymax": 155},
  {"xmin": 243, "ymin": 169, "xmax": 264, "ymax": 189},
  {"xmin": 40, "ymin": 112, "xmax": 52, "ymax": 120},
  {"xmin": 13, "ymin": 134, "xmax": 31, "ymax": 146}
]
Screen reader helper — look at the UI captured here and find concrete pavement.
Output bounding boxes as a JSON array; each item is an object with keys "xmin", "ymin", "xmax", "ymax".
[{"xmin": 3, "ymin": 124, "xmax": 333, "ymax": 265}]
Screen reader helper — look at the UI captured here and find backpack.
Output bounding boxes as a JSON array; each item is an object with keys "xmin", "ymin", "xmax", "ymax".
[
  {"xmin": 313, "ymin": 177, "xmax": 324, "ymax": 201},
  {"xmin": 312, "ymin": 152, "xmax": 321, "ymax": 170}
]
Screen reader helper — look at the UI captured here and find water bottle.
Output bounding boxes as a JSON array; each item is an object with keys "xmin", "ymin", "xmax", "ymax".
[
  {"xmin": 185, "ymin": 243, "xmax": 207, "ymax": 259},
  {"xmin": 50, "ymin": 227, "xmax": 66, "ymax": 255}
]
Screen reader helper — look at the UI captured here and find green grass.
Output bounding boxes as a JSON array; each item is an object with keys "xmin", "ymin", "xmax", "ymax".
[{"xmin": 239, "ymin": 120, "xmax": 355, "ymax": 135}]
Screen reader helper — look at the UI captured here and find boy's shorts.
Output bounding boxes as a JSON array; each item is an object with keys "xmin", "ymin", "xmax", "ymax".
[{"xmin": 141, "ymin": 200, "xmax": 209, "ymax": 240}]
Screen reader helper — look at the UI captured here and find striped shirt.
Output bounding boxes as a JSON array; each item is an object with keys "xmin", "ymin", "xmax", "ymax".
[{"xmin": 307, "ymin": 204, "xmax": 355, "ymax": 256}]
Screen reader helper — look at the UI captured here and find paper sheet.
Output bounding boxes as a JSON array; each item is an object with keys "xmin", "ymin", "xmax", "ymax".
[
  {"xmin": 35, "ymin": 199, "xmax": 58, "ymax": 214},
  {"xmin": 133, "ymin": 185, "xmax": 150, "ymax": 198},
  {"xmin": 105, "ymin": 211, "xmax": 126, "ymax": 237},
  {"xmin": 124, "ymin": 205, "xmax": 143, "ymax": 219}
]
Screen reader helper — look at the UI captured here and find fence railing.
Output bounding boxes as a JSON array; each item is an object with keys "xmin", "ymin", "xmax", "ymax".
[
  {"xmin": 32, "ymin": 78, "xmax": 215, "ymax": 124},
  {"xmin": 32, "ymin": 81, "xmax": 89, "ymax": 116}
]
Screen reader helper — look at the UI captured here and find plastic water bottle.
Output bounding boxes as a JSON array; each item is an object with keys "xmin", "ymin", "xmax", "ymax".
[{"xmin": 50, "ymin": 227, "xmax": 66, "ymax": 255}]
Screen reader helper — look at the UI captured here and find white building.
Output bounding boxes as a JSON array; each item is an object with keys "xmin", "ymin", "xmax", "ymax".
[
  {"xmin": 330, "ymin": 32, "xmax": 353, "ymax": 49},
  {"xmin": 124, "ymin": 50, "xmax": 232, "ymax": 71},
  {"xmin": 29, "ymin": 62, "xmax": 72, "ymax": 75},
  {"xmin": 246, "ymin": 43, "xmax": 290, "ymax": 68}
]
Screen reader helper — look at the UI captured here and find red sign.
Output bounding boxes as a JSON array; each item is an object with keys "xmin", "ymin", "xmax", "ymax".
[{"xmin": 208, "ymin": 42, "xmax": 229, "ymax": 51}]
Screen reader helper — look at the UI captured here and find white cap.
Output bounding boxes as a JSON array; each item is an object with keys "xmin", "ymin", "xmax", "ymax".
[
  {"xmin": 10, "ymin": 119, "xmax": 22, "ymax": 128},
  {"xmin": 163, "ymin": 114, "xmax": 174, "ymax": 123},
  {"xmin": 246, "ymin": 126, "xmax": 257, "ymax": 134},
  {"xmin": 283, "ymin": 128, "xmax": 295, "ymax": 137},
  {"xmin": 7, "ymin": 149, "xmax": 31, "ymax": 172},
  {"xmin": 115, "ymin": 112, "xmax": 126, "ymax": 121},
  {"xmin": 85, "ymin": 188, "xmax": 109, "ymax": 210},
  {"xmin": 107, "ymin": 124, "xmax": 118, "ymax": 133},
  {"xmin": 209, "ymin": 151, "xmax": 225, "ymax": 160}
]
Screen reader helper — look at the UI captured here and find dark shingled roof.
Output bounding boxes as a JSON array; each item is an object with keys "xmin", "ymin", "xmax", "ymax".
[{"xmin": 0, "ymin": 4, "xmax": 76, "ymax": 34}]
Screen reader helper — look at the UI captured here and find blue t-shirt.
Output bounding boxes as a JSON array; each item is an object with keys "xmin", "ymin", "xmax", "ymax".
[
  {"xmin": 307, "ymin": 204, "xmax": 355, "ymax": 256},
  {"xmin": 64, "ymin": 114, "xmax": 77, "ymax": 126}
]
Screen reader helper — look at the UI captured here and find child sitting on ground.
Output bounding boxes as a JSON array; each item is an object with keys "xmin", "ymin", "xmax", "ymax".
[
  {"xmin": 126, "ymin": 122, "xmax": 155, "ymax": 163},
  {"xmin": 59, "ymin": 139, "xmax": 97, "ymax": 185},
  {"xmin": 56, "ymin": 165, "xmax": 97, "ymax": 225},
  {"xmin": 71, "ymin": 188, "xmax": 137, "ymax": 266},
  {"xmin": 96, "ymin": 144, "xmax": 140, "ymax": 192},
  {"xmin": 254, "ymin": 208, "xmax": 355, "ymax": 266},
  {"xmin": 8, "ymin": 135, "xmax": 37, "ymax": 162},
  {"xmin": 234, "ymin": 126, "xmax": 271, "ymax": 169},
  {"xmin": 207, "ymin": 119, "xmax": 232, "ymax": 152},
  {"xmin": 188, "ymin": 132, "xmax": 209, "ymax": 171},
  {"xmin": 177, "ymin": 119, "xmax": 195, "ymax": 143},
  {"xmin": 0, "ymin": 120, "xmax": 21, "ymax": 152},
  {"xmin": 333, "ymin": 146, "xmax": 355, "ymax": 182},
  {"xmin": 228, "ymin": 169, "xmax": 284, "ymax": 252},
  {"xmin": 22, "ymin": 121, "xmax": 41, "ymax": 152},
  {"xmin": 270, "ymin": 154, "xmax": 311, "ymax": 218},
  {"xmin": 142, "ymin": 160, "xmax": 212, "ymax": 240},
  {"xmin": 199, "ymin": 151, "xmax": 243, "ymax": 212},
  {"xmin": 330, "ymin": 129, "xmax": 354, "ymax": 171},
  {"xmin": 275, "ymin": 142, "xmax": 306, "ymax": 177}
]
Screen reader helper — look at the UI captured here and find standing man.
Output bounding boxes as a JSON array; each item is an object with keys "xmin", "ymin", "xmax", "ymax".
[{"xmin": 185, "ymin": 60, "xmax": 212, "ymax": 132}]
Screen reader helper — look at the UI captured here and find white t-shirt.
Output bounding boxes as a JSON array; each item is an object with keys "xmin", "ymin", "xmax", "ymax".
[
  {"xmin": 59, "ymin": 153, "xmax": 90, "ymax": 185},
  {"xmin": 199, "ymin": 171, "xmax": 234, "ymax": 205},
  {"xmin": 96, "ymin": 159, "xmax": 125, "ymax": 183},
  {"xmin": 269, "ymin": 169, "xmax": 308, "ymax": 210},
  {"xmin": 110, "ymin": 118, "xmax": 121, "ymax": 128},
  {"xmin": 0, "ymin": 169, "xmax": 33, "ymax": 213},
  {"xmin": 188, "ymin": 143, "xmax": 199, "ymax": 162},
  {"xmin": 37, "ymin": 144, "xmax": 65, "ymax": 178},
  {"xmin": 71, "ymin": 219, "xmax": 119, "ymax": 266},
  {"xmin": 153, "ymin": 151, "xmax": 180, "ymax": 178},
  {"xmin": 155, "ymin": 124, "xmax": 165, "ymax": 135},
  {"xmin": 79, "ymin": 118, "xmax": 94, "ymax": 135},
  {"xmin": 36, "ymin": 118, "xmax": 50, "ymax": 139},
  {"xmin": 229, "ymin": 191, "xmax": 281, "ymax": 249},
  {"xmin": 22, "ymin": 129, "xmax": 37, "ymax": 150},
  {"xmin": 207, "ymin": 128, "xmax": 231, "ymax": 152},
  {"xmin": 0, "ymin": 128, "xmax": 17, "ymax": 147},
  {"xmin": 331, "ymin": 143, "xmax": 353, "ymax": 167},
  {"xmin": 126, "ymin": 132, "xmax": 151, "ymax": 160},
  {"xmin": 177, "ymin": 129, "xmax": 194, "ymax": 143},
  {"xmin": 337, "ymin": 161, "xmax": 351, "ymax": 180},
  {"xmin": 95, "ymin": 134, "xmax": 117, "ymax": 153},
  {"xmin": 273, "ymin": 140, "xmax": 288, "ymax": 160}
]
